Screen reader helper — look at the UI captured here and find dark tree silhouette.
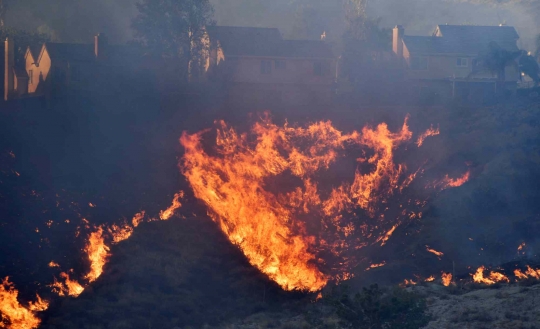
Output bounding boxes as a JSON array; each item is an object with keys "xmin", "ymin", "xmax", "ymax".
[{"xmin": 132, "ymin": 0, "xmax": 214, "ymax": 80}]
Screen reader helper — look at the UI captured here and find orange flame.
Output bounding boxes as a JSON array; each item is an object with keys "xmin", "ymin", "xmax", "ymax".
[
  {"xmin": 180, "ymin": 116, "xmax": 427, "ymax": 291},
  {"xmin": 472, "ymin": 266, "xmax": 509, "ymax": 285},
  {"xmin": 0, "ymin": 277, "xmax": 48, "ymax": 329},
  {"xmin": 108, "ymin": 222, "xmax": 134, "ymax": 244},
  {"xmin": 431, "ymin": 171, "xmax": 471, "ymax": 190},
  {"xmin": 180, "ymin": 116, "xmax": 470, "ymax": 291},
  {"xmin": 365, "ymin": 262, "xmax": 386, "ymax": 271},
  {"xmin": 49, "ymin": 272, "xmax": 84, "ymax": 297},
  {"xmin": 84, "ymin": 227, "xmax": 110, "ymax": 283},
  {"xmin": 416, "ymin": 125, "xmax": 440, "ymax": 147},
  {"xmin": 159, "ymin": 192, "xmax": 183, "ymax": 220},
  {"xmin": 514, "ymin": 269, "xmax": 528, "ymax": 280},
  {"xmin": 131, "ymin": 211, "xmax": 146, "ymax": 227},
  {"xmin": 441, "ymin": 272, "xmax": 452, "ymax": 286},
  {"xmin": 425, "ymin": 275, "xmax": 435, "ymax": 282},
  {"xmin": 48, "ymin": 261, "xmax": 59, "ymax": 268},
  {"xmin": 426, "ymin": 245, "xmax": 444, "ymax": 258}
]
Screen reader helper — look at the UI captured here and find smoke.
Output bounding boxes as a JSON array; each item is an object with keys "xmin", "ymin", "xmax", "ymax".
[{"xmin": 2, "ymin": 0, "xmax": 537, "ymax": 49}]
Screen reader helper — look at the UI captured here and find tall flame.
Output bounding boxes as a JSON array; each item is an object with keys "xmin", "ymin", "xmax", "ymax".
[
  {"xmin": 180, "ymin": 116, "xmax": 462, "ymax": 291},
  {"xmin": 416, "ymin": 125, "xmax": 440, "ymax": 147},
  {"xmin": 84, "ymin": 227, "xmax": 110, "ymax": 283},
  {"xmin": 0, "ymin": 277, "xmax": 47, "ymax": 329},
  {"xmin": 159, "ymin": 192, "xmax": 184, "ymax": 220}
]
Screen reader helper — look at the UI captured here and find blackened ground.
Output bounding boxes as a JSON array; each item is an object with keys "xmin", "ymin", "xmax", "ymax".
[{"xmin": 0, "ymin": 88, "xmax": 539, "ymax": 328}]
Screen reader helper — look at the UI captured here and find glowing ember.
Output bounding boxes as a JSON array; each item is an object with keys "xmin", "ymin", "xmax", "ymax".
[
  {"xmin": 441, "ymin": 272, "xmax": 452, "ymax": 286},
  {"xmin": 431, "ymin": 171, "xmax": 471, "ymax": 190},
  {"xmin": 402, "ymin": 279, "xmax": 417, "ymax": 286},
  {"xmin": 416, "ymin": 125, "xmax": 440, "ymax": 147},
  {"xmin": 425, "ymin": 276, "xmax": 435, "ymax": 282},
  {"xmin": 0, "ymin": 277, "xmax": 47, "ymax": 329},
  {"xmin": 180, "ymin": 116, "xmax": 470, "ymax": 291},
  {"xmin": 159, "ymin": 192, "xmax": 184, "ymax": 220},
  {"xmin": 366, "ymin": 262, "xmax": 386, "ymax": 271},
  {"xmin": 426, "ymin": 245, "xmax": 444, "ymax": 258},
  {"xmin": 472, "ymin": 266, "xmax": 509, "ymax": 285},
  {"xmin": 50, "ymin": 272, "xmax": 84, "ymax": 297},
  {"xmin": 84, "ymin": 227, "xmax": 110, "ymax": 283},
  {"xmin": 48, "ymin": 261, "xmax": 59, "ymax": 268}
]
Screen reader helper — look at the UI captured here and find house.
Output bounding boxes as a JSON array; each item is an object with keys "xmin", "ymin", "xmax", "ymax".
[
  {"xmin": 204, "ymin": 26, "xmax": 336, "ymax": 109},
  {"xmin": 393, "ymin": 24, "xmax": 521, "ymax": 101},
  {"xmin": 4, "ymin": 34, "xmax": 162, "ymax": 102}
]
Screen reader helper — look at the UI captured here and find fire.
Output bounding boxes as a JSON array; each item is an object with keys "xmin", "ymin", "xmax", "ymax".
[
  {"xmin": 425, "ymin": 276, "xmax": 435, "ymax": 282},
  {"xmin": 441, "ymin": 272, "xmax": 452, "ymax": 286},
  {"xmin": 180, "ymin": 115, "xmax": 468, "ymax": 292},
  {"xmin": 514, "ymin": 269, "xmax": 528, "ymax": 280},
  {"xmin": 402, "ymin": 279, "xmax": 417, "ymax": 286},
  {"xmin": 48, "ymin": 261, "xmax": 59, "ymax": 268},
  {"xmin": 426, "ymin": 245, "xmax": 444, "ymax": 258},
  {"xmin": 131, "ymin": 211, "xmax": 146, "ymax": 227},
  {"xmin": 108, "ymin": 222, "xmax": 134, "ymax": 244},
  {"xmin": 431, "ymin": 170, "xmax": 471, "ymax": 190},
  {"xmin": 159, "ymin": 192, "xmax": 184, "ymax": 220},
  {"xmin": 0, "ymin": 277, "xmax": 47, "ymax": 329},
  {"xmin": 416, "ymin": 125, "xmax": 440, "ymax": 147},
  {"xmin": 472, "ymin": 266, "xmax": 509, "ymax": 285},
  {"xmin": 84, "ymin": 227, "xmax": 110, "ymax": 283},
  {"xmin": 50, "ymin": 272, "xmax": 84, "ymax": 297},
  {"xmin": 366, "ymin": 262, "xmax": 386, "ymax": 271}
]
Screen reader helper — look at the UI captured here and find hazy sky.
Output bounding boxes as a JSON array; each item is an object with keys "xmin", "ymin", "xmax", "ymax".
[{"xmin": 5, "ymin": 0, "xmax": 538, "ymax": 50}]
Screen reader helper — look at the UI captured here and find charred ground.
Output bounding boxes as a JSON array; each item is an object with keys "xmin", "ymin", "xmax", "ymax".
[{"xmin": 0, "ymin": 90, "xmax": 540, "ymax": 328}]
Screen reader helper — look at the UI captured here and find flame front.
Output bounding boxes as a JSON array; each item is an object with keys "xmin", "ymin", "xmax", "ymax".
[
  {"xmin": 0, "ymin": 278, "xmax": 47, "ymax": 329},
  {"xmin": 179, "ymin": 116, "xmax": 446, "ymax": 291},
  {"xmin": 472, "ymin": 266, "xmax": 509, "ymax": 285},
  {"xmin": 84, "ymin": 227, "xmax": 110, "ymax": 283}
]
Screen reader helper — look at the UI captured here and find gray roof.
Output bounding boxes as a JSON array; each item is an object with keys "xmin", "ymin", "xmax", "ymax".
[
  {"xmin": 207, "ymin": 26, "xmax": 334, "ymax": 59},
  {"xmin": 404, "ymin": 25, "xmax": 520, "ymax": 55},
  {"xmin": 44, "ymin": 43, "xmax": 95, "ymax": 62}
]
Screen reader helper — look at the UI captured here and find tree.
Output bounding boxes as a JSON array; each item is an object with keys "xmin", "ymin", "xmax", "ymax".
[
  {"xmin": 472, "ymin": 41, "xmax": 521, "ymax": 93},
  {"xmin": 132, "ymin": 0, "xmax": 214, "ymax": 80},
  {"xmin": 341, "ymin": 0, "xmax": 391, "ymax": 87},
  {"xmin": 519, "ymin": 51, "xmax": 540, "ymax": 87},
  {"xmin": 0, "ymin": 27, "xmax": 49, "ymax": 63}
]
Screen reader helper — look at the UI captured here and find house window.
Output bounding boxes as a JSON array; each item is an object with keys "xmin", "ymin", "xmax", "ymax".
[
  {"xmin": 410, "ymin": 57, "xmax": 428, "ymax": 70},
  {"xmin": 261, "ymin": 60, "xmax": 272, "ymax": 74},
  {"xmin": 275, "ymin": 60, "xmax": 286, "ymax": 70},
  {"xmin": 28, "ymin": 70, "xmax": 33, "ymax": 84},
  {"xmin": 456, "ymin": 58, "xmax": 468, "ymax": 67}
]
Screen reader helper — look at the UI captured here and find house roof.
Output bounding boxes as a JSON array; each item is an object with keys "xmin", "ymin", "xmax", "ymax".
[
  {"xmin": 207, "ymin": 26, "xmax": 334, "ymax": 59},
  {"xmin": 404, "ymin": 25, "xmax": 520, "ymax": 55},
  {"xmin": 43, "ymin": 43, "xmax": 95, "ymax": 62}
]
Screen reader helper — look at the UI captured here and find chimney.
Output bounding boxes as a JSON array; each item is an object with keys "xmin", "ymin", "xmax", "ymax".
[
  {"xmin": 393, "ymin": 25, "xmax": 404, "ymax": 59},
  {"xmin": 4, "ymin": 37, "xmax": 14, "ymax": 101},
  {"xmin": 94, "ymin": 33, "xmax": 108, "ymax": 59}
]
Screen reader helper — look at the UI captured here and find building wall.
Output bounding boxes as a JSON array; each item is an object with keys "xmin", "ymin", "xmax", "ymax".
[
  {"xmin": 403, "ymin": 44, "xmax": 520, "ymax": 82},
  {"xmin": 223, "ymin": 56, "xmax": 335, "ymax": 86},
  {"xmin": 27, "ymin": 48, "xmax": 51, "ymax": 94}
]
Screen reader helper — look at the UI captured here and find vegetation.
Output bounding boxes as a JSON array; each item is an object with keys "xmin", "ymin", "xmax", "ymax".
[
  {"xmin": 341, "ymin": 0, "xmax": 391, "ymax": 87},
  {"xmin": 132, "ymin": 0, "xmax": 215, "ymax": 79},
  {"xmin": 0, "ymin": 27, "xmax": 49, "ymax": 62},
  {"xmin": 327, "ymin": 284, "xmax": 430, "ymax": 329}
]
